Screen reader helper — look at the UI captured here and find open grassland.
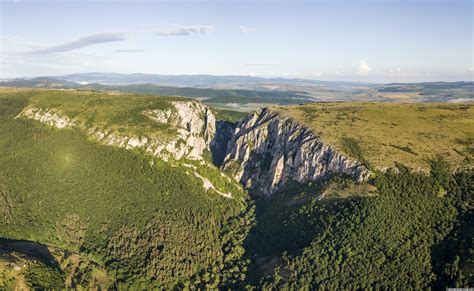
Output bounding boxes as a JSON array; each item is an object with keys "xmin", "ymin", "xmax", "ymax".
[
  {"xmin": 1, "ymin": 87, "xmax": 248, "ymax": 133},
  {"xmin": 274, "ymin": 102, "xmax": 474, "ymax": 170},
  {"xmin": 17, "ymin": 88, "xmax": 189, "ymax": 139}
]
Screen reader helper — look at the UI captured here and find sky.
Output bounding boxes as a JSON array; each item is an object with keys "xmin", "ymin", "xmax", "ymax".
[{"xmin": 1, "ymin": 0, "xmax": 473, "ymax": 82}]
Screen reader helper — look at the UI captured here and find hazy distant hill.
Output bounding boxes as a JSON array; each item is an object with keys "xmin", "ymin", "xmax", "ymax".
[
  {"xmin": 0, "ymin": 77, "xmax": 80, "ymax": 89},
  {"xmin": 1, "ymin": 76, "xmax": 472, "ymax": 111},
  {"xmin": 53, "ymin": 72, "xmax": 367, "ymax": 87},
  {"xmin": 0, "ymin": 77, "xmax": 318, "ymax": 107}
]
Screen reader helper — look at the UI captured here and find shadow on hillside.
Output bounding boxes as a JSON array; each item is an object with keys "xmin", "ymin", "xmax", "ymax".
[
  {"xmin": 210, "ymin": 120, "xmax": 236, "ymax": 166},
  {"xmin": 243, "ymin": 180, "xmax": 330, "ymax": 284},
  {"xmin": 430, "ymin": 209, "xmax": 474, "ymax": 288},
  {"xmin": 0, "ymin": 237, "xmax": 60, "ymax": 269}
]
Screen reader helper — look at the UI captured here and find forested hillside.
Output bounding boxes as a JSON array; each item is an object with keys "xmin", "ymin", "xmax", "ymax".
[
  {"xmin": 0, "ymin": 89, "xmax": 254, "ymax": 289},
  {"xmin": 0, "ymin": 88, "xmax": 472, "ymax": 289},
  {"xmin": 253, "ymin": 162, "xmax": 473, "ymax": 289}
]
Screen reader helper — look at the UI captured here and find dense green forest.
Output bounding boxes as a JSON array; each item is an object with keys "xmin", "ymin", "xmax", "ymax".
[
  {"xmin": 254, "ymin": 161, "xmax": 473, "ymax": 289},
  {"xmin": 0, "ymin": 89, "xmax": 472, "ymax": 289},
  {"xmin": 0, "ymin": 90, "xmax": 254, "ymax": 289}
]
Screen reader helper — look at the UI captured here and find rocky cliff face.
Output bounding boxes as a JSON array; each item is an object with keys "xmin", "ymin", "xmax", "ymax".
[
  {"xmin": 17, "ymin": 101, "xmax": 217, "ymax": 161},
  {"xmin": 18, "ymin": 102, "xmax": 371, "ymax": 196},
  {"xmin": 17, "ymin": 107, "xmax": 78, "ymax": 129},
  {"xmin": 222, "ymin": 108, "xmax": 370, "ymax": 196},
  {"xmin": 142, "ymin": 101, "xmax": 216, "ymax": 148}
]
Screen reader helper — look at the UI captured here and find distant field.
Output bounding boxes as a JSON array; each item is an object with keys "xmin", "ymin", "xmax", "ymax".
[
  {"xmin": 2, "ymin": 78, "xmax": 472, "ymax": 107},
  {"xmin": 375, "ymin": 81, "xmax": 474, "ymax": 102},
  {"xmin": 274, "ymin": 102, "xmax": 474, "ymax": 170}
]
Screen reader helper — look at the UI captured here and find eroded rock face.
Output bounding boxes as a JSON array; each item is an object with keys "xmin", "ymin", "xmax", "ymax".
[
  {"xmin": 18, "ymin": 102, "xmax": 371, "ymax": 196},
  {"xmin": 222, "ymin": 108, "xmax": 370, "ymax": 196},
  {"xmin": 18, "ymin": 106, "xmax": 78, "ymax": 129},
  {"xmin": 140, "ymin": 101, "xmax": 217, "ymax": 160},
  {"xmin": 17, "ymin": 101, "xmax": 217, "ymax": 161},
  {"xmin": 143, "ymin": 101, "xmax": 216, "ymax": 146}
]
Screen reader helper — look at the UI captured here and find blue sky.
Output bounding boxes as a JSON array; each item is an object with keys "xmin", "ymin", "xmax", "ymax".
[{"xmin": 1, "ymin": 0, "xmax": 472, "ymax": 82}]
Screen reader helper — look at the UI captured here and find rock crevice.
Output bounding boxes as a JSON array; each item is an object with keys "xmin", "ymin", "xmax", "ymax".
[{"xmin": 222, "ymin": 108, "xmax": 370, "ymax": 196}]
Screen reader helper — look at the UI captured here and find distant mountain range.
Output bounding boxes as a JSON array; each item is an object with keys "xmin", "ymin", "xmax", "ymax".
[
  {"xmin": 49, "ymin": 72, "xmax": 372, "ymax": 88},
  {"xmin": 1, "ymin": 74, "xmax": 472, "ymax": 109}
]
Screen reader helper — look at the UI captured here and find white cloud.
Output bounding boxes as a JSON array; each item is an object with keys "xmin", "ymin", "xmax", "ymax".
[
  {"xmin": 311, "ymin": 72, "xmax": 323, "ymax": 77},
  {"xmin": 112, "ymin": 49, "xmax": 145, "ymax": 53},
  {"xmin": 25, "ymin": 32, "xmax": 127, "ymax": 55},
  {"xmin": 1, "ymin": 35, "xmax": 25, "ymax": 43},
  {"xmin": 244, "ymin": 63, "xmax": 282, "ymax": 67},
  {"xmin": 2, "ymin": 35, "xmax": 43, "ymax": 51},
  {"xmin": 0, "ymin": 49, "xmax": 112, "ymax": 78},
  {"xmin": 156, "ymin": 24, "xmax": 214, "ymax": 36},
  {"xmin": 357, "ymin": 60, "xmax": 373, "ymax": 75},
  {"xmin": 240, "ymin": 26, "xmax": 256, "ymax": 34}
]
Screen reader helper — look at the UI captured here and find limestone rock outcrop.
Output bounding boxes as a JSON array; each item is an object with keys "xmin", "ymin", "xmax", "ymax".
[
  {"xmin": 17, "ymin": 101, "xmax": 217, "ymax": 161},
  {"xmin": 18, "ymin": 102, "xmax": 371, "ymax": 196},
  {"xmin": 222, "ymin": 108, "xmax": 370, "ymax": 195},
  {"xmin": 17, "ymin": 106, "xmax": 78, "ymax": 129}
]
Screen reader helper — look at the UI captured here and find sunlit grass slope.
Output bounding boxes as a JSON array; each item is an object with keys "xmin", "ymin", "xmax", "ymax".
[
  {"xmin": 274, "ymin": 102, "xmax": 474, "ymax": 170},
  {"xmin": 18, "ymin": 88, "xmax": 190, "ymax": 138}
]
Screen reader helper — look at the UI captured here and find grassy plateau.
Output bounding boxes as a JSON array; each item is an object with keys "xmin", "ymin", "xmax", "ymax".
[{"xmin": 274, "ymin": 102, "xmax": 473, "ymax": 170}]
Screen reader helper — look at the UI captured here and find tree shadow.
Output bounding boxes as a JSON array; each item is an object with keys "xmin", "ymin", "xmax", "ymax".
[
  {"xmin": 430, "ymin": 209, "xmax": 474, "ymax": 289},
  {"xmin": 243, "ymin": 179, "xmax": 332, "ymax": 284},
  {"xmin": 0, "ymin": 237, "xmax": 60, "ymax": 269}
]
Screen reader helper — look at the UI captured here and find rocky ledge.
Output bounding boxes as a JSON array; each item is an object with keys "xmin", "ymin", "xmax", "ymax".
[
  {"xmin": 17, "ymin": 101, "xmax": 216, "ymax": 161},
  {"xmin": 17, "ymin": 102, "xmax": 371, "ymax": 196},
  {"xmin": 222, "ymin": 108, "xmax": 371, "ymax": 196}
]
